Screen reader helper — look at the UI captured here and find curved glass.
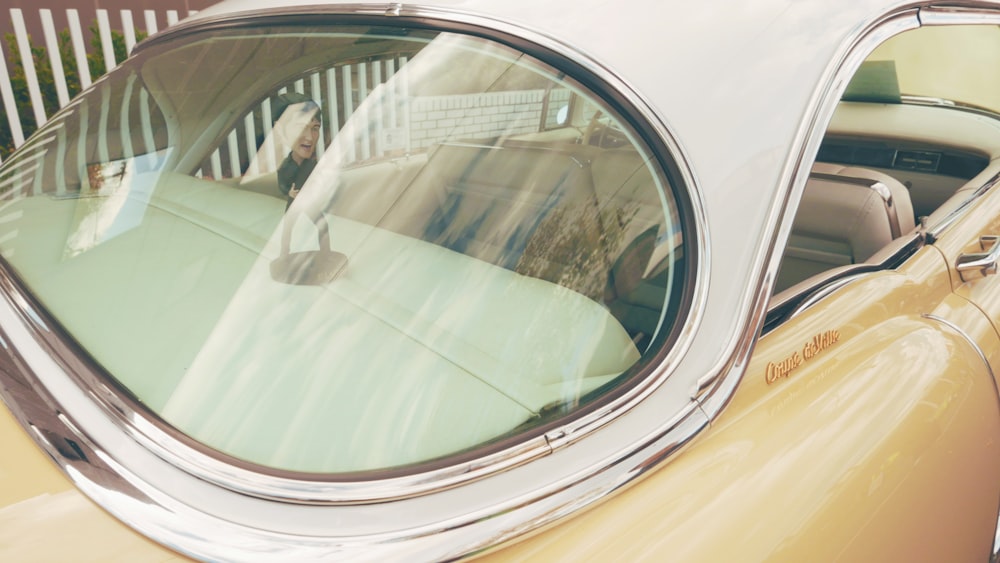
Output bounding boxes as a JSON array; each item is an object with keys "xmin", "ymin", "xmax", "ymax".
[
  {"xmin": 862, "ymin": 25, "xmax": 1000, "ymax": 113},
  {"xmin": 0, "ymin": 23, "xmax": 687, "ymax": 473}
]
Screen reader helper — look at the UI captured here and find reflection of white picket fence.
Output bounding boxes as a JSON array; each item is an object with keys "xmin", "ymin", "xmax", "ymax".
[
  {"xmin": 0, "ymin": 8, "xmax": 194, "ymax": 162},
  {"xmin": 2, "ymin": 8, "xmax": 561, "ymax": 173}
]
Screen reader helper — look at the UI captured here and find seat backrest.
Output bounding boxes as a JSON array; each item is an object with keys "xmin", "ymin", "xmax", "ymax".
[
  {"xmin": 810, "ymin": 162, "xmax": 915, "ymax": 236},
  {"xmin": 775, "ymin": 162, "xmax": 914, "ymax": 293}
]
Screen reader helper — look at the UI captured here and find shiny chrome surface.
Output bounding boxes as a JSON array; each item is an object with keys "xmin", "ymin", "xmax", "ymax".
[
  {"xmin": 789, "ymin": 274, "xmax": 868, "ymax": 320},
  {"xmin": 919, "ymin": 4, "xmax": 1000, "ymax": 25},
  {"xmin": 923, "ymin": 313, "xmax": 997, "ymax": 387},
  {"xmin": 957, "ymin": 235, "xmax": 1000, "ymax": 280}
]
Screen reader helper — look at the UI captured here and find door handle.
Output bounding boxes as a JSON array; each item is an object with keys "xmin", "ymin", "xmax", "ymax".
[{"xmin": 957, "ymin": 235, "xmax": 1000, "ymax": 281}]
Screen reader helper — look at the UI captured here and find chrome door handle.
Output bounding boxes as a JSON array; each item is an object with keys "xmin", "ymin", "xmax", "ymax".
[{"xmin": 957, "ymin": 235, "xmax": 1000, "ymax": 281}]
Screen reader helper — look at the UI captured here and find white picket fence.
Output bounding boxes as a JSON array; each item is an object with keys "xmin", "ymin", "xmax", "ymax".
[{"xmin": 0, "ymin": 8, "xmax": 195, "ymax": 163}]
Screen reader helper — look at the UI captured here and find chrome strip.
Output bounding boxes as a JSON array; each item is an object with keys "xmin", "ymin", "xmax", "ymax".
[
  {"xmin": 921, "ymin": 313, "xmax": 998, "ymax": 396},
  {"xmin": 901, "ymin": 94, "xmax": 1000, "ymax": 121},
  {"xmin": 0, "ymin": 330, "xmax": 708, "ymax": 560},
  {"xmin": 0, "ymin": 3, "xmax": 713, "ymax": 560},
  {"xmin": 919, "ymin": 5, "xmax": 1000, "ymax": 26},
  {"xmin": 789, "ymin": 274, "xmax": 867, "ymax": 320}
]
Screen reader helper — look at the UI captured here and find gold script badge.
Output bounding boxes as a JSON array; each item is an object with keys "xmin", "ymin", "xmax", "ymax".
[{"xmin": 765, "ymin": 330, "xmax": 840, "ymax": 385}]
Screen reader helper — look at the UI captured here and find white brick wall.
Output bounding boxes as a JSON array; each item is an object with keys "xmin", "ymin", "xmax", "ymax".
[{"xmin": 408, "ymin": 90, "xmax": 546, "ymax": 150}]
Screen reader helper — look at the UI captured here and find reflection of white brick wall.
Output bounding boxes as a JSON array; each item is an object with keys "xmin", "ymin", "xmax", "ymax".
[{"xmin": 409, "ymin": 90, "xmax": 545, "ymax": 149}]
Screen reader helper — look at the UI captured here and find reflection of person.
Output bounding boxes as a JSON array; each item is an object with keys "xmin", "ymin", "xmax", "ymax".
[{"xmin": 272, "ymin": 92, "xmax": 321, "ymax": 208}]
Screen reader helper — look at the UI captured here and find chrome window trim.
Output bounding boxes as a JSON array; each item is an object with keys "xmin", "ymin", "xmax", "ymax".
[
  {"xmin": 57, "ymin": 5, "xmax": 711, "ymax": 503},
  {"xmin": 788, "ymin": 274, "xmax": 869, "ymax": 320},
  {"xmin": 927, "ymin": 172, "xmax": 1000, "ymax": 241},
  {"xmin": 0, "ymin": 4, "xmax": 714, "ymax": 559},
  {"xmin": 901, "ymin": 94, "xmax": 1000, "ymax": 121}
]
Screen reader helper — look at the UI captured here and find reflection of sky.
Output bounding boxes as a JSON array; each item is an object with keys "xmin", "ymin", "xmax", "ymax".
[{"xmin": 64, "ymin": 149, "xmax": 168, "ymax": 258}]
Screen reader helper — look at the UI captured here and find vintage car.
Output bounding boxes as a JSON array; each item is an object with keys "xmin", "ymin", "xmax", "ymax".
[{"xmin": 5, "ymin": 0, "xmax": 1000, "ymax": 560}]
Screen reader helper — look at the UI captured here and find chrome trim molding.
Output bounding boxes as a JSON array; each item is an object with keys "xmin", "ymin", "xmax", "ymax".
[
  {"xmin": 921, "ymin": 313, "xmax": 998, "ymax": 396},
  {"xmin": 0, "ymin": 3, "xmax": 714, "ymax": 560},
  {"xmin": 919, "ymin": 4, "xmax": 1000, "ymax": 26},
  {"xmin": 789, "ymin": 274, "xmax": 867, "ymax": 320}
]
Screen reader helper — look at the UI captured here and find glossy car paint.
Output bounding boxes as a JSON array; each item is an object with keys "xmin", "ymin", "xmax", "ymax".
[
  {"xmin": 488, "ymin": 246, "xmax": 1000, "ymax": 560},
  {"xmin": 3, "ymin": 0, "xmax": 1000, "ymax": 561},
  {"xmin": 0, "ymin": 407, "xmax": 182, "ymax": 561}
]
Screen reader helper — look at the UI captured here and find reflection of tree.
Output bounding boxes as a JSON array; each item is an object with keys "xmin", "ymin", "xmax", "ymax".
[
  {"xmin": 515, "ymin": 202, "xmax": 639, "ymax": 303},
  {"xmin": 87, "ymin": 162, "xmax": 104, "ymax": 192},
  {"xmin": 1, "ymin": 24, "xmax": 146, "ymax": 160}
]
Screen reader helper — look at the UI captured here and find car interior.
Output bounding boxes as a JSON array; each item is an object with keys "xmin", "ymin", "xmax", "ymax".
[{"xmin": 766, "ymin": 25, "xmax": 1000, "ymax": 330}]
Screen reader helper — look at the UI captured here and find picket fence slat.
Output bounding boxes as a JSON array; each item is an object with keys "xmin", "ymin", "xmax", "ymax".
[
  {"xmin": 122, "ymin": 11, "xmax": 137, "ymax": 54},
  {"xmin": 2, "ymin": 7, "xmax": 202, "ymax": 161},
  {"xmin": 11, "ymin": 10, "xmax": 46, "ymax": 128},
  {"xmin": 67, "ymin": 9, "xmax": 92, "ymax": 90},
  {"xmin": 144, "ymin": 10, "xmax": 159, "ymax": 35},
  {"xmin": 40, "ymin": 10, "xmax": 70, "ymax": 108},
  {"xmin": 96, "ymin": 10, "xmax": 117, "ymax": 73},
  {"xmin": 0, "ymin": 43, "xmax": 25, "ymax": 158}
]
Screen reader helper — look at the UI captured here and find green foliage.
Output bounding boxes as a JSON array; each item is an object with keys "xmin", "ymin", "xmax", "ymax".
[{"xmin": 0, "ymin": 22, "xmax": 146, "ymax": 160}]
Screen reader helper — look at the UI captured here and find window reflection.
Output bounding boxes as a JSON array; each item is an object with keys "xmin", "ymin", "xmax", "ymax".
[{"xmin": 0, "ymin": 25, "xmax": 688, "ymax": 474}]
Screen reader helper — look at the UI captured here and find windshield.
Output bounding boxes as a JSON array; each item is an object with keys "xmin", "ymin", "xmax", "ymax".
[
  {"xmin": 854, "ymin": 25, "xmax": 1000, "ymax": 113},
  {"xmin": 0, "ymin": 23, "xmax": 688, "ymax": 474}
]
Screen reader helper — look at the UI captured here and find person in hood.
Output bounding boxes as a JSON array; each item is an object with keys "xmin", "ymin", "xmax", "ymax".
[{"xmin": 272, "ymin": 92, "xmax": 321, "ymax": 208}]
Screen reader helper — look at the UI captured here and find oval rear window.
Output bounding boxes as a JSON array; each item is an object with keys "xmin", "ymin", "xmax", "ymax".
[{"xmin": 0, "ymin": 23, "xmax": 690, "ymax": 474}]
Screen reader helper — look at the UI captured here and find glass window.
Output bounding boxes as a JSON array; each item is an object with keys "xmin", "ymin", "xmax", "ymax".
[
  {"xmin": 0, "ymin": 23, "xmax": 689, "ymax": 474},
  {"xmin": 770, "ymin": 23, "xmax": 1000, "ymax": 324}
]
